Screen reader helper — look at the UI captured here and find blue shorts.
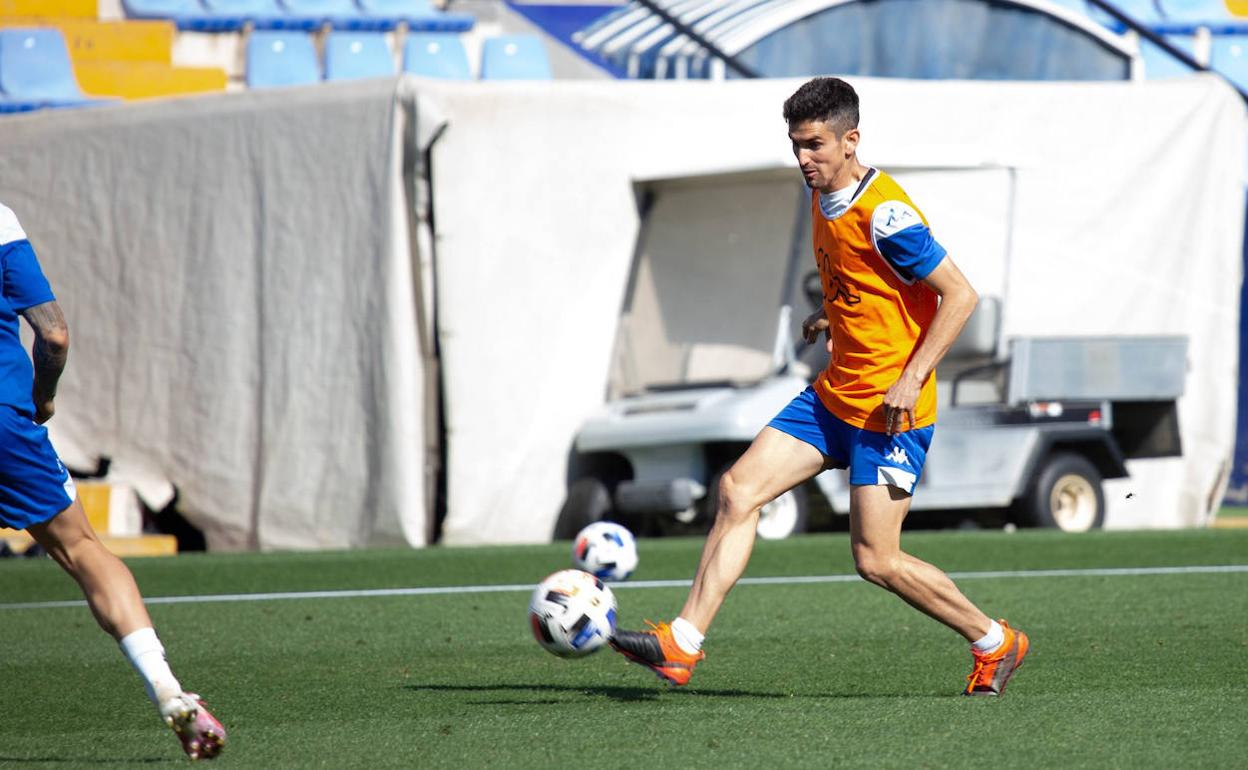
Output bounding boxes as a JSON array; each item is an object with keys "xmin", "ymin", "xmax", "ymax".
[
  {"xmin": 0, "ymin": 405, "xmax": 76, "ymax": 530},
  {"xmin": 767, "ymin": 386, "xmax": 934, "ymax": 494}
]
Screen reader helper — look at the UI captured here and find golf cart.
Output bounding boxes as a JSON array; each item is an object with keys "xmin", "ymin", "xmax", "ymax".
[{"xmin": 554, "ymin": 168, "xmax": 1185, "ymax": 539}]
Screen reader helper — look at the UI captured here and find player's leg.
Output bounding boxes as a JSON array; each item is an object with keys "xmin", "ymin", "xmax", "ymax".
[
  {"xmin": 610, "ymin": 424, "xmax": 827, "ymax": 685},
  {"xmin": 27, "ymin": 497, "xmax": 227, "ymax": 757},
  {"xmin": 3, "ymin": 404, "xmax": 227, "ymax": 759},
  {"xmin": 28, "ymin": 496, "xmax": 152, "ymax": 639},
  {"xmin": 678, "ymin": 426, "xmax": 827, "ymax": 632},
  {"xmin": 848, "ymin": 483, "xmax": 991, "ymax": 640},
  {"xmin": 846, "ymin": 422, "xmax": 1029, "ymax": 695}
]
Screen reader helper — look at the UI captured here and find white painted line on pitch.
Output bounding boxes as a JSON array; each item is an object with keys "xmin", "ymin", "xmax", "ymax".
[{"xmin": 1, "ymin": 564, "xmax": 1245, "ymax": 611}]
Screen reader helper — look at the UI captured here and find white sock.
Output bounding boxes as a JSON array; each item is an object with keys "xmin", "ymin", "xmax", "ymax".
[
  {"xmin": 119, "ymin": 627, "xmax": 183, "ymax": 708},
  {"xmin": 971, "ymin": 619, "xmax": 1005, "ymax": 654},
  {"xmin": 670, "ymin": 617, "xmax": 704, "ymax": 655}
]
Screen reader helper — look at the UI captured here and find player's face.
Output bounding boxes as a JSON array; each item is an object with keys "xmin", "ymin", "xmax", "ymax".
[{"xmin": 789, "ymin": 119, "xmax": 857, "ymax": 193}]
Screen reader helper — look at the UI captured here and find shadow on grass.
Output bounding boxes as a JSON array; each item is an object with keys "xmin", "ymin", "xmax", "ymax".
[
  {"xmin": 0, "ymin": 757, "xmax": 171, "ymax": 765},
  {"xmin": 403, "ymin": 682, "xmax": 944, "ymax": 702}
]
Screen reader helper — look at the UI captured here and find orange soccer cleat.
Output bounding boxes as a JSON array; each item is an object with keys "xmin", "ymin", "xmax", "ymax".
[
  {"xmin": 610, "ymin": 620, "xmax": 705, "ymax": 686},
  {"xmin": 964, "ymin": 619, "xmax": 1030, "ymax": 696}
]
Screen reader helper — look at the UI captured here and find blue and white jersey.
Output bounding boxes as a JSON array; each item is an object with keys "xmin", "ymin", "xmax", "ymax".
[{"xmin": 0, "ymin": 203, "xmax": 56, "ymax": 414}]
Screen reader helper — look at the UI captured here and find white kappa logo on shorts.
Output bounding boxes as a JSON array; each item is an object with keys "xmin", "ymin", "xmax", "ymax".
[{"xmin": 885, "ymin": 446, "xmax": 909, "ymax": 466}]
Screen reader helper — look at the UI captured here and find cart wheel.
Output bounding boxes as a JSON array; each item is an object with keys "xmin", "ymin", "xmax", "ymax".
[
  {"xmin": 704, "ymin": 469, "xmax": 808, "ymax": 539},
  {"xmin": 756, "ymin": 486, "xmax": 809, "ymax": 540},
  {"xmin": 552, "ymin": 477, "xmax": 611, "ymax": 540},
  {"xmin": 1021, "ymin": 453, "xmax": 1104, "ymax": 532}
]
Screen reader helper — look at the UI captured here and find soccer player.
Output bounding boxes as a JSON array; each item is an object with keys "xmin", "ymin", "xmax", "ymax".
[
  {"xmin": 0, "ymin": 203, "xmax": 226, "ymax": 757},
  {"xmin": 610, "ymin": 78, "xmax": 1029, "ymax": 696}
]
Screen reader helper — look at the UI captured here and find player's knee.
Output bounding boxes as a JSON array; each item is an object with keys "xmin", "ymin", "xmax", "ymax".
[
  {"xmin": 853, "ymin": 547, "xmax": 901, "ymax": 588},
  {"xmin": 714, "ymin": 468, "xmax": 760, "ymax": 525}
]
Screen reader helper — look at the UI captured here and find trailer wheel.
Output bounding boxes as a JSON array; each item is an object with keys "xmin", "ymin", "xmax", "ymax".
[
  {"xmin": 756, "ymin": 486, "xmax": 809, "ymax": 540},
  {"xmin": 1021, "ymin": 453, "xmax": 1105, "ymax": 532},
  {"xmin": 704, "ymin": 469, "xmax": 808, "ymax": 539},
  {"xmin": 553, "ymin": 477, "xmax": 611, "ymax": 540}
]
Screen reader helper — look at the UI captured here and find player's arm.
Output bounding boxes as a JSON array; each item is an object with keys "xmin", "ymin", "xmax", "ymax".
[
  {"xmin": 883, "ymin": 257, "xmax": 977, "ymax": 433},
  {"xmin": 20, "ymin": 300, "xmax": 69, "ymax": 424}
]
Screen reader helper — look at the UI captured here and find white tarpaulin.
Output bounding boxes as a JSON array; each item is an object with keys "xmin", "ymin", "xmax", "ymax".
[
  {"xmin": 0, "ymin": 79, "xmax": 427, "ymax": 550},
  {"xmin": 414, "ymin": 75, "xmax": 1244, "ymax": 544}
]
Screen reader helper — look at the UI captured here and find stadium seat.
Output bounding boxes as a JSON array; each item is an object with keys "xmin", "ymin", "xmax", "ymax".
[
  {"xmin": 480, "ymin": 35, "xmax": 552, "ymax": 80},
  {"xmin": 325, "ymin": 32, "xmax": 394, "ymax": 80},
  {"xmin": 402, "ymin": 32, "xmax": 470, "ymax": 79},
  {"xmin": 0, "ymin": 28, "xmax": 93, "ymax": 106},
  {"xmin": 121, "ymin": 0, "xmax": 238, "ymax": 32},
  {"xmin": 1211, "ymin": 33, "xmax": 1248, "ymax": 89},
  {"xmin": 279, "ymin": 0, "xmax": 387, "ymax": 30},
  {"xmin": 357, "ymin": 0, "xmax": 475, "ymax": 32},
  {"xmin": 1140, "ymin": 33, "xmax": 1198, "ymax": 77},
  {"xmin": 246, "ymin": 30, "xmax": 320, "ymax": 88},
  {"xmin": 75, "ymin": 60, "xmax": 227, "ymax": 98},
  {"xmin": 202, "ymin": 0, "xmax": 310, "ymax": 30},
  {"xmin": 0, "ymin": 0, "xmax": 98, "ymax": 18}
]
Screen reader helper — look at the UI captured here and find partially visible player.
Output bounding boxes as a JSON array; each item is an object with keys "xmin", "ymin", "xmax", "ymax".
[
  {"xmin": 0, "ymin": 202, "xmax": 226, "ymax": 759},
  {"xmin": 610, "ymin": 78, "xmax": 1028, "ymax": 696}
]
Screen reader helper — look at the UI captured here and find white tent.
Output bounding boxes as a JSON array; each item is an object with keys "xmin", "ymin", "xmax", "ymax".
[{"xmin": 415, "ymin": 75, "xmax": 1244, "ymax": 543}]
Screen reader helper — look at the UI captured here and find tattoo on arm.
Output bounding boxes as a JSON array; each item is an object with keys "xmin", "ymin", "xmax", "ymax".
[{"xmin": 20, "ymin": 301, "xmax": 69, "ymax": 402}]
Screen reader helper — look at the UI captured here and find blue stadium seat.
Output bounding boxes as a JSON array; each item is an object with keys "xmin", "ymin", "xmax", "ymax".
[
  {"xmin": 0, "ymin": 28, "xmax": 93, "ymax": 106},
  {"xmin": 203, "ymin": 0, "xmax": 312, "ymax": 30},
  {"xmin": 480, "ymin": 35, "xmax": 552, "ymax": 80},
  {"xmin": 123, "ymin": 0, "xmax": 248, "ymax": 32},
  {"xmin": 280, "ymin": 0, "xmax": 388, "ymax": 30},
  {"xmin": 325, "ymin": 32, "xmax": 395, "ymax": 80},
  {"xmin": 402, "ymin": 33, "xmax": 470, "ymax": 79},
  {"xmin": 246, "ymin": 30, "xmax": 321, "ymax": 88},
  {"xmin": 1140, "ymin": 33, "xmax": 1198, "ymax": 77},
  {"xmin": 1211, "ymin": 33, "xmax": 1248, "ymax": 89},
  {"xmin": 358, "ymin": 0, "xmax": 475, "ymax": 32}
]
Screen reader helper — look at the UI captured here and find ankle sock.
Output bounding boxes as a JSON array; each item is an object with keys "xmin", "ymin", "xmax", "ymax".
[
  {"xmin": 670, "ymin": 617, "xmax": 704, "ymax": 655},
  {"xmin": 119, "ymin": 627, "xmax": 183, "ymax": 708},
  {"xmin": 971, "ymin": 619, "xmax": 1005, "ymax": 654}
]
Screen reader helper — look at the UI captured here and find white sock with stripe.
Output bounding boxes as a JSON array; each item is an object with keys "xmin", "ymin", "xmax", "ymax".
[
  {"xmin": 971, "ymin": 619, "xmax": 1005, "ymax": 654},
  {"xmin": 670, "ymin": 617, "xmax": 704, "ymax": 655}
]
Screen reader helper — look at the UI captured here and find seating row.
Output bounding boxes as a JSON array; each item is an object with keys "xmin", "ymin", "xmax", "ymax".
[
  {"xmin": 0, "ymin": 27, "xmax": 97, "ymax": 112},
  {"xmin": 249, "ymin": 31, "xmax": 551, "ymax": 85},
  {"xmin": 121, "ymin": 0, "xmax": 473, "ymax": 33}
]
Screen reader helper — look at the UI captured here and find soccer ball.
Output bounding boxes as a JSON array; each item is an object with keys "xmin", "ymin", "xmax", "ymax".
[
  {"xmin": 528, "ymin": 569, "xmax": 617, "ymax": 658},
  {"xmin": 572, "ymin": 521, "xmax": 639, "ymax": 582}
]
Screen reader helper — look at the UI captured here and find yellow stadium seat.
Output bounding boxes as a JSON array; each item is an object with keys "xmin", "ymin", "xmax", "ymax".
[
  {"xmin": 0, "ymin": 480, "xmax": 178, "ymax": 558},
  {"xmin": 0, "ymin": 0, "xmax": 97, "ymax": 18},
  {"xmin": 74, "ymin": 60, "xmax": 227, "ymax": 99}
]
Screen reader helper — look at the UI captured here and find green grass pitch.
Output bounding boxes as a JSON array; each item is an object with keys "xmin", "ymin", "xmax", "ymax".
[{"xmin": 1, "ymin": 529, "xmax": 1246, "ymax": 769}]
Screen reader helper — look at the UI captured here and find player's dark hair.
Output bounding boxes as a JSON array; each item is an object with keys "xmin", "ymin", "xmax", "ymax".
[{"xmin": 783, "ymin": 77, "xmax": 859, "ymax": 137}]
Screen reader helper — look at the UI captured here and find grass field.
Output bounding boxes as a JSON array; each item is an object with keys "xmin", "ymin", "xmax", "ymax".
[{"xmin": 2, "ymin": 529, "xmax": 1246, "ymax": 769}]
